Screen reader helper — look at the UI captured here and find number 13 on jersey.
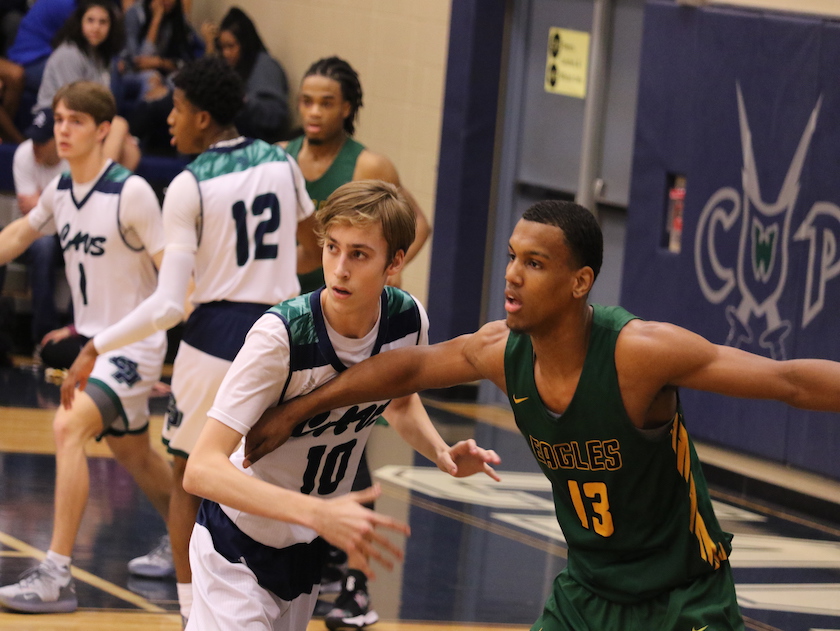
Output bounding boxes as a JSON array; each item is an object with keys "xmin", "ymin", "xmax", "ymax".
[{"xmin": 568, "ymin": 480, "xmax": 614, "ymax": 537}]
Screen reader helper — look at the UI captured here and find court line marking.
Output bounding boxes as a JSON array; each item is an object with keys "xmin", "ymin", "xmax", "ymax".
[{"xmin": 0, "ymin": 531, "xmax": 165, "ymax": 613}]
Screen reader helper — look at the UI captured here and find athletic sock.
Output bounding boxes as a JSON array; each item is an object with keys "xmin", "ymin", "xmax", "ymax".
[
  {"xmin": 46, "ymin": 550, "xmax": 72, "ymax": 572},
  {"xmin": 177, "ymin": 582, "xmax": 193, "ymax": 620}
]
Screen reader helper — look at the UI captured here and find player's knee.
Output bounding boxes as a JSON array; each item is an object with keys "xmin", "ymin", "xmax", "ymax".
[{"xmin": 52, "ymin": 409, "xmax": 97, "ymax": 446}]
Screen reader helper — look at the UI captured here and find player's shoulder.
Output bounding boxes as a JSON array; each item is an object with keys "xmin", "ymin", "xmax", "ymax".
[
  {"xmin": 187, "ymin": 138, "xmax": 290, "ymax": 182},
  {"xmin": 267, "ymin": 293, "xmax": 317, "ymax": 338},
  {"xmin": 354, "ymin": 146, "xmax": 399, "ymax": 183}
]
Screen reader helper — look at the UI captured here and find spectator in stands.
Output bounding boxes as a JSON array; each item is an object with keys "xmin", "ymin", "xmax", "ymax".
[
  {"xmin": 35, "ymin": 0, "xmax": 140, "ymax": 170},
  {"xmin": 201, "ymin": 7, "xmax": 290, "ymax": 143},
  {"xmin": 119, "ymin": 0, "xmax": 202, "ymax": 153},
  {"xmin": 0, "ymin": 0, "xmax": 77, "ymax": 140},
  {"xmin": 12, "ymin": 108, "xmax": 68, "ymax": 354}
]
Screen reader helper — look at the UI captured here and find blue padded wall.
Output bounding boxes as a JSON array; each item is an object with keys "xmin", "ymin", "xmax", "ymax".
[{"xmin": 622, "ymin": 1, "xmax": 840, "ymax": 480}]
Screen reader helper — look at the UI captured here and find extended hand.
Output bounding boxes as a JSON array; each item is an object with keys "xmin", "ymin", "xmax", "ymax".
[
  {"xmin": 312, "ymin": 485, "xmax": 410, "ymax": 579},
  {"xmin": 437, "ymin": 439, "xmax": 501, "ymax": 481},
  {"xmin": 60, "ymin": 340, "xmax": 98, "ymax": 410}
]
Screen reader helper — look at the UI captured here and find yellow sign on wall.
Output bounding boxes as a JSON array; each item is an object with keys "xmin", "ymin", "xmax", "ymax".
[{"xmin": 544, "ymin": 27, "xmax": 590, "ymax": 99}]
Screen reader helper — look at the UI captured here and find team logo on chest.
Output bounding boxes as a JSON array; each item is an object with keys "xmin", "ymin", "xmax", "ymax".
[
  {"xmin": 292, "ymin": 402, "xmax": 390, "ymax": 438},
  {"xmin": 59, "ymin": 223, "xmax": 106, "ymax": 255}
]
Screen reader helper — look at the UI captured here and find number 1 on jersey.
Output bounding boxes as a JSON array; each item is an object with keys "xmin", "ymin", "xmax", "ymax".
[
  {"xmin": 568, "ymin": 480, "xmax": 614, "ymax": 537},
  {"xmin": 232, "ymin": 193, "xmax": 281, "ymax": 266}
]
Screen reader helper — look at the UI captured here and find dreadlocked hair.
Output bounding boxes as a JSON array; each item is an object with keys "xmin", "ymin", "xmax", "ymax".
[{"xmin": 303, "ymin": 56, "xmax": 363, "ymax": 136}]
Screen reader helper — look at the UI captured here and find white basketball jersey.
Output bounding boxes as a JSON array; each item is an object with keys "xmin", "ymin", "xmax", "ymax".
[
  {"xmin": 186, "ymin": 138, "xmax": 314, "ymax": 306},
  {"xmin": 28, "ymin": 162, "xmax": 164, "ymax": 338},
  {"xmin": 208, "ymin": 287, "xmax": 429, "ymax": 549}
]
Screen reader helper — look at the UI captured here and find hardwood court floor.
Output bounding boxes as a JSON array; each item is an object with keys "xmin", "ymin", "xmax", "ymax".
[{"xmin": 0, "ymin": 361, "xmax": 839, "ymax": 630}]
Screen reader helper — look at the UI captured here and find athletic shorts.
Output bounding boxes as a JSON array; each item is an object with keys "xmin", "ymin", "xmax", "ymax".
[
  {"xmin": 532, "ymin": 564, "xmax": 744, "ymax": 631},
  {"xmin": 87, "ymin": 333, "xmax": 166, "ymax": 437},
  {"xmin": 163, "ymin": 301, "xmax": 271, "ymax": 458},
  {"xmin": 188, "ymin": 501, "xmax": 324, "ymax": 631}
]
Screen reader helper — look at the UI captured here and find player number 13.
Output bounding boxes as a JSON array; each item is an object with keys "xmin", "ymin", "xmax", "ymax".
[{"xmin": 568, "ymin": 480, "xmax": 614, "ymax": 537}]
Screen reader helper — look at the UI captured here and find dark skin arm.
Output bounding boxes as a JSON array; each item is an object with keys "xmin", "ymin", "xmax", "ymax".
[{"xmin": 244, "ymin": 322, "xmax": 509, "ymax": 466}]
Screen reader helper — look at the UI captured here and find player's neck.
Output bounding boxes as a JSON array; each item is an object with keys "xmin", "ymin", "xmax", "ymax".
[
  {"xmin": 531, "ymin": 303, "xmax": 593, "ymax": 375},
  {"xmin": 204, "ymin": 125, "xmax": 240, "ymax": 151},
  {"xmin": 320, "ymin": 289, "xmax": 380, "ymax": 340},
  {"xmin": 304, "ymin": 132, "xmax": 346, "ymax": 162},
  {"xmin": 68, "ymin": 147, "xmax": 107, "ymax": 184}
]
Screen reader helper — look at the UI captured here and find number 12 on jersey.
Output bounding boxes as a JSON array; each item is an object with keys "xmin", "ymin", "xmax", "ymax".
[
  {"xmin": 232, "ymin": 193, "xmax": 281, "ymax": 266},
  {"xmin": 568, "ymin": 480, "xmax": 614, "ymax": 537}
]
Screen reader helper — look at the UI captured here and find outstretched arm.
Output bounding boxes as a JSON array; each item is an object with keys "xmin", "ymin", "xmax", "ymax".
[
  {"xmin": 184, "ymin": 418, "xmax": 409, "ymax": 578},
  {"xmin": 0, "ymin": 216, "xmax": 42, "ymax": 266},
  {"xmin": 617, "ymin": 319, "xmax": 840, "ymax": 423},
  {"xmin": 244, "ymin": 321, "xmax": 510, "ymax": 465}
]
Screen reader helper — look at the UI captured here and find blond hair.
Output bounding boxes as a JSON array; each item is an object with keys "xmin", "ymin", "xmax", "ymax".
[
  {"xmin": 316, "ymin": 180, "xmax": 415, "ymax": 263},
  {"xmin": 53, "ymin": 81, "xmax": 116, "ymax": 126}
]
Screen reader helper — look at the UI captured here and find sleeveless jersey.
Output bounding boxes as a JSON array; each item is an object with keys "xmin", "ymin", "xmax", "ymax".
[
  {"xmin": 187, "ymin": 138, "xmax": 312, "ymax": 305},
  {"xmin": 285, "ymin": 136, "xmax": 365, "ymax": 294},
  {"xmin": 285, "ymin": 135, "xmax": 365, "ymax": 211},
  {"xmin": 30, "ymin": 162, "xmax": 162, "ymax": 338},
  {"xmin": 211, "ymin": 286, "xmax": 428, "ymax": 549},
  {"xmin": 504, "ymin": 305, "xmax": 732, "ymax": 604}
]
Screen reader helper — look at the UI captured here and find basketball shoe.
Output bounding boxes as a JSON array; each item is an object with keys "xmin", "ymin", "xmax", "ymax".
[
  {"xmin": 0, "ymin": 559, "xmax": 77, "ymax": 613},
  {"xmin": 128, "ymin": 534, "xmax": 175, "ymax": 578},
  {"xmin": 325, "ymin": 569, "xmax": 378, "ymax": 630}
]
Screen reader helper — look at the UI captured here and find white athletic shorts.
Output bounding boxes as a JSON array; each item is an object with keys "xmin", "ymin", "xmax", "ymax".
[
  {"xmin": 188, "ymin": 521, "xmax": 320, "ymax": 631},
  {"xmin": 162, "ymin": 341, "xmax": 232, "ymax": 458},
  {"xmin": 87, "ymin": 333, "xmax": 166, "ymax": 435}
]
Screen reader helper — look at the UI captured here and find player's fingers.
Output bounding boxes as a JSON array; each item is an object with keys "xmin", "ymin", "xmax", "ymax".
[
  {"xmin": 368, "ymin": 528, "xmax": 405, "ymax": 561},
  {"xmin": 438, "ymin": 450, "xmax": 458, "ymax": 475},
  {"xmin": 483, "ymin": 462, "xmax": 501, "ymax": 482},
  {"xmin": 60, "ymin": 378, "xmax": 75, "ymax": 410},
  {"xmin": 346, "ymin": 484, "xmax": 382, "ymax": 507}
]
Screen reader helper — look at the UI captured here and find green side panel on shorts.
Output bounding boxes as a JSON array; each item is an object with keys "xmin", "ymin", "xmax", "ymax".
[
  {"xmin": 161, "ymin": 436, "xmax": 191, "ymax": 460},
  {"xmin": 87, "ymin": 377, "xmax": 129, "ymax": 433},
  {"xmin": 188, "ymin": 139, "xmax": 289, "ymax": 182}
]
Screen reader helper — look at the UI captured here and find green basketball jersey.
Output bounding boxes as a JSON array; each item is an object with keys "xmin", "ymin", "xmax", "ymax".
[
  {"xmin": 286, "ymin": 135, "xmax": 366, "ymax": 293},
  {"xmin": 504, "ymin": 305, "xmax": 733, "ymax": 604}
]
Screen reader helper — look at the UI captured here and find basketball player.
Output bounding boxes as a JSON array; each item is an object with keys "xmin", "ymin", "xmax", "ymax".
[
  {"xmin": 286, "ymin": 56, "xmax": 430, "ymax": 293},
  {"xmin": 182, "ymin": 180, "xmax": 500, "ymax": 631},
  {"xmin": 247, "ymin": 199, "xmax": 840, "ymax": 630},
  {"xmin": 285, "ymin": 56, "xmax": 431, "ymax": 626},
  {"xmin": 60, "ymin": 56, "xmax": 321, "ymax": 623},
  {"xmin": 0, "ymin": 81, "xmax": 172, "ymax": 614}
]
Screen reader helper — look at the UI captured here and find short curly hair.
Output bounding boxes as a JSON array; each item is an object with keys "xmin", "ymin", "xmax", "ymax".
[{"xmin": 173, "ymin": 56, "xmax": 244, "ymax": 126}]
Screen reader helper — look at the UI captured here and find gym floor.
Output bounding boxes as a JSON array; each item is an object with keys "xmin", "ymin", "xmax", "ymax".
[{"xmin": 0, "ymin": 359, "xmax": 838, "ymax": 630}]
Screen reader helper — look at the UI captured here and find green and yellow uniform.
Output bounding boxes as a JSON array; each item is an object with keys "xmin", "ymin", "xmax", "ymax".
[{"xmin": 504, "ymin": 305, "xmax": 744, "ymax": 631}]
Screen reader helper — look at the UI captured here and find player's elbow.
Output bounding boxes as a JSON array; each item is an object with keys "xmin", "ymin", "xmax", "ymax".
[
  {"xmin": 151, "ymin": 300, "xmax": 185, "ymax": 331},
  {"xmin": 182, "ymin": 456, "xmax": 209, "ymax": 497}
]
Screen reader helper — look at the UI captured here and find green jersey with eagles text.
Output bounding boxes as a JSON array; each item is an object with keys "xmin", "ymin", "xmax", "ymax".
[
  {"xmin": 206, "ymin": 286, "xmax": 428, "ymax": 549},
  {"xmin": 504, "ymin": 304, "xmax": 733, "ymax": 604}
]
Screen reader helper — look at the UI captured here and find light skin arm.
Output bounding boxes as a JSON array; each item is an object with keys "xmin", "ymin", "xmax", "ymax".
[
  {"xmin": 354, "ymin": 150, "xmax": 431, "ymax": 267},
  {"xmin": 296, "ymin": 214, "xmax": 322, "ymax": 275},
  {"xmin": 383, "ymin": 393, "xmax": 501, "ymax": 480},
  {"xmin": 16, "ymin": 194, "xmax": 39, "ymax": 215},
  {"xmin": 0, "ymin": 216, "xmax": 43, "ymax": 266},
  {"xmin": 183, "ymin": 417, "xmax": 409, "ymax": 577},
  {"xmin": 615, "ymin": 319, "xmax": 840, "ymax": 426},
  {"xmin": 244, "ymin": 321, "xmax": 509, "ymax": 465}
]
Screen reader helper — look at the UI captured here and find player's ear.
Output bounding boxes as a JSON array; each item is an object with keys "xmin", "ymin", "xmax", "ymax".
[
  {"xmin": 571, "ymin": 266, "xmax": 594, "ymax": 299},
  {"xmin": 385, "ymin": 249, "xmax": 406, "ymax": 277},
  {"xmin": 196, "ymin": 110, "xmax": 213, "ymax": 131},
  {"xmin": 95, "ymin": 120, "xmax": 111, "ymax": 144}
]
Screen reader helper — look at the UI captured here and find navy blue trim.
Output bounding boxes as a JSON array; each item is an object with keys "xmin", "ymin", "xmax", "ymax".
[
  {"xmin": 370, "ymin": 290, "xmax": 389, "ymax": 357},
  {"xmin": 383, "ymin": 302, "xmax": 421, "ymax": 345},
  {"xmin": 197, "ymin": 500, "xmax": 327, "ymax": 601},
  {"xmin": 70, "ymin": 162, "xmax": 120, "ymax": 209},
  {"xmin": 181, "ymin": 301, "xmax": 272, "ymax": 361},
  {"xmin": 310, "ymin": 289, "xmax": 347, "ymax": 373},
  {"xmin": 272, "ymin": 312, "xmax": 295, "ymax": 404}
]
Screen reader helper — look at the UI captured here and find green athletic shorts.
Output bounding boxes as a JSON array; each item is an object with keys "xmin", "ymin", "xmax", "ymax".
[{"xmin": 531, "ymin": 563, "xmax": 744, "ymax": 631}]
